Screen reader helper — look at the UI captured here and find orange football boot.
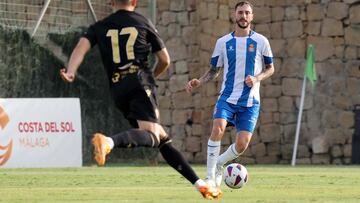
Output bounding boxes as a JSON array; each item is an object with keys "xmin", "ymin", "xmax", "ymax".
[{"xmin": 92, "ymin": 133, "xmax": 111, "ymax": 166}]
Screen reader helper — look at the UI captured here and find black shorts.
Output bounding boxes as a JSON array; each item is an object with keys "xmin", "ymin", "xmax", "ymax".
[{"xmin": 111, "ymin": 73, "xmax": 159, "ymax": 128}]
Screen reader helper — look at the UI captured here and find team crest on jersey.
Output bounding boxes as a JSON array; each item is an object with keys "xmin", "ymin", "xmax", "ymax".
[
  {"xmin": 248, "ymin": 44, "xmax": 255, "ymax": 52},
  {"xmin": 228, "ymin": 45, "xmax": 234, "ymax": 52}
]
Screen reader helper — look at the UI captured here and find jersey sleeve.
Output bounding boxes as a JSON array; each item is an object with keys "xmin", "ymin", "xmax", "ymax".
[
  {"xmin": 83, "ymin": 25, "xmax": 97, "ymax": 47},
  {"xmin": 146, "ymin": 20, "xmax": 165, "ymax": 53},
  {"xmin": 262, "ymin": 38, "xmax": 273, "ymax": 65},
  {"xmin": 210, "ymin": 39, "xmax": 224, "ymax": 68}
]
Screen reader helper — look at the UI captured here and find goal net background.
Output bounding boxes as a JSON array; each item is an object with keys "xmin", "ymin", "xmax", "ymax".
[{"xmin": 0, "ymin": 0, "xmax": 150, "ymax": 39}]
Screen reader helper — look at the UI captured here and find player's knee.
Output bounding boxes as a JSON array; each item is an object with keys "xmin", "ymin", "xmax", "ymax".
[
  {"xmin": 151, "ymin": 130, "xmax": 161, "ymax": 144},
  {"xmin": 235, "ymin": 136, "xmax": 251, "ymax": 153},
  {"xmin": 211, "ymin": 125, "xmax": 225, "ymax": 139},
  {"xmin": 138, "ymin": 123, "xmax": 161, "ymax": 141},
  {"xmin": 158, "ymin": 136, "xmax": 172, "ymax": 149},
  {"xmin": 145, "ymin": 130, "xmax": 160, "ymax": 148}
]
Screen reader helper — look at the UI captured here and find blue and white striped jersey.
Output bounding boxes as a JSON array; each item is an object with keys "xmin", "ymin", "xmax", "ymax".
[{"xmin": 210, "ymin": 31, "xmax": 273, "ymax": 107}]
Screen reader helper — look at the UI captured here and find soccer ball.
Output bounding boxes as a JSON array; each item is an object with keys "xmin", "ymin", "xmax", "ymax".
[{"xmin": 223, "ymin": 163, "xmax": 248, "ymax": 189}]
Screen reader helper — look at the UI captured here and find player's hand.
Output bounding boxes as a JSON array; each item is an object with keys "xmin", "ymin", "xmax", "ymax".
[
  {"xmin": 245, "ymin": 75, "xmax": 258, "ymax": 87},
  {"xmin": 59, "ymin": 68, "xmax": 75, "ymax": 83},
  {"xmin": 186, "ymin": 79, "xmax": 201, "ymax": 93}
]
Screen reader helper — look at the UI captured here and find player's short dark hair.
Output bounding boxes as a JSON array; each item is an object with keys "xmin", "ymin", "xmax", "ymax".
[{"xmin": 235, "ymin": 1, "xmax": 254, "ymax": 12}]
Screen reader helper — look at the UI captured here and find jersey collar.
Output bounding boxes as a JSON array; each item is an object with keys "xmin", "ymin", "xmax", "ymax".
[{"xmin": 231, "ymin": 30, "xmax": 254, "ymax": 38}]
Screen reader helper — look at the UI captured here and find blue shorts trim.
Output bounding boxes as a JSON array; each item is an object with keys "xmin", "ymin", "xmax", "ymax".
[{"xmin": 213, "ymin": 99, "xmax": 260, "ymax": 133}]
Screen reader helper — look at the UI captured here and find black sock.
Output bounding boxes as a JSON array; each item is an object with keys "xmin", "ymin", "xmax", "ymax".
[
  {"xmin": 111, "ymin": 129, "xmax": 159, "ymax": 148},
  {"xmin": 159, "ymin": 142, "xmax": 199, "ymax": 184}
]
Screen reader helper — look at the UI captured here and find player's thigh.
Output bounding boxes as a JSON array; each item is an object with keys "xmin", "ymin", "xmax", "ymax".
[
  {"xmin": 211, "ymin": 118, "xmax": 228, "ymax": 135},
  {"xmin": 137, "ymin": 120, "xmax": 160, "ymax": 140},
  {"xmin": 235, "ymin": 130, "xmax": 253, "ymax": 148},
  {"xmin": 137, "ymin": 120, "xmax": 168, "ymax": 142},
  {"xmin": 128, "ymin": 85, "xmax": 159, "ymax": 124}
]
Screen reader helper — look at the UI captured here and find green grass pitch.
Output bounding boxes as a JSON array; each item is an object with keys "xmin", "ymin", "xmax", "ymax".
[{"xmin": 1, "ymin": 164, "xmax": 360, "ymax": 203}]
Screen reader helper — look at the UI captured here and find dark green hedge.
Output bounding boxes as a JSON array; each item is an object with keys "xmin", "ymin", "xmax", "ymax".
[{"xmin": 0, "ymin": 27, "xmax": 159, "ymax": 165}]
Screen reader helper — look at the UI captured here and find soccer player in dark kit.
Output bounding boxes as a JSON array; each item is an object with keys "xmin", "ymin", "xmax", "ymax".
[{"xmin": 59, "ymin": 0, "xmax": 221, "ymax": 200}]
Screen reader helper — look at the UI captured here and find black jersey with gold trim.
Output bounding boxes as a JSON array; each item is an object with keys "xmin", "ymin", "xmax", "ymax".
[{"xmin": 83, "ymin": 9, "xmax": 164, "ymax": 85}]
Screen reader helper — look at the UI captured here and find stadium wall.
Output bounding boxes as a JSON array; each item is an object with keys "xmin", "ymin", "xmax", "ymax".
[
  {"xmin": 1, "ymin": 0, "xmax": 360, "ymax": 165},
  {"xmin": 154, "ymin": 0, "xmax": 360, "ymax": 165}
]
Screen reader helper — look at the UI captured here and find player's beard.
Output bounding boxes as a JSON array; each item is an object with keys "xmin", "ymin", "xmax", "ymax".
[{"xmin": 236, "ymin": 19, "xmax": 250, "ymax": 29}]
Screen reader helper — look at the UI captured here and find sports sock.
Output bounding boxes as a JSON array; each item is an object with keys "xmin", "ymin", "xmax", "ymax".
[
  {"xmin": 105, "ymin": 137, "xmax": 114, "ymax": 149},
  {"xmin": 217, "ymin": 143, "xmax": 240, "ymax": 166},
  {"xmin": 207, "ymin": 140, "xmax": 221, "ymax": 179},
  {"xmin": 159, "ymin": 142, "xmax": 199, "ymax": 184},
  {"xmin": 194, "ymin": 179, "xmax": 206, "ymax": 189},
  {"xmin": 110, "ymin": 129, "xmax": 159, "ymax": 148}
]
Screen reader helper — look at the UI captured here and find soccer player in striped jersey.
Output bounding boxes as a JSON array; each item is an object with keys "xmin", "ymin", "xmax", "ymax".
[{"xmin": 186, "ymin": 1, "xmax": 275, "ymax": 187}]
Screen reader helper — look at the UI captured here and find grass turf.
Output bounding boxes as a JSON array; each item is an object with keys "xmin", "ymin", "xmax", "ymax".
[{"xmin": 0, "ymin": 164, "xmax": 360, "ymax": 203}]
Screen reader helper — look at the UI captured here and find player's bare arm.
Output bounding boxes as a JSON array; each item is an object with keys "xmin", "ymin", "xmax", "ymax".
[
  {"xmin": 186, "ymin": 66, "xmax": 221, "ymax": 93},
  {"xmin": 154, "ymin": 48, "xmax": 170, "ymax": 78},
  {"xmin": 60, "ymin": 37, "xmax": 91, "ymax": 83},
  {"xmin": 245, "ymin": 63, "xmax": 274, "ymax": 87}
]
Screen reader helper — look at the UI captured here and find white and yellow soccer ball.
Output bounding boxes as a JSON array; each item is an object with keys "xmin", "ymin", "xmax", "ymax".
[{"xmin": 223, "ymin": 163, "xmax": 248, "ymax": 189}]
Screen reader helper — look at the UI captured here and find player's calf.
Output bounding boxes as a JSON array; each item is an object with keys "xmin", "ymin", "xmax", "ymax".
[{"xmin": 111, "ymin": 129, "xmax": 159, "ymax": 148}]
